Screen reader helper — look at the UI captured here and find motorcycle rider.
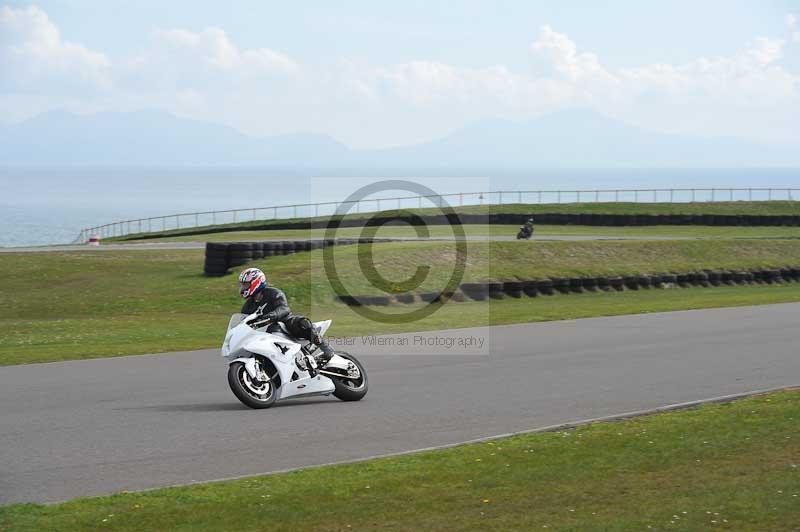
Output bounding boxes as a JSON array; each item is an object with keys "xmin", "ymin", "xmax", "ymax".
[
  {"xmin": 238, "ymin": 267, "xmax": 335, "ymax": 364},
  {"xmin": 524, "ymin": 217, "xmax": 534, "ymax": 233}
]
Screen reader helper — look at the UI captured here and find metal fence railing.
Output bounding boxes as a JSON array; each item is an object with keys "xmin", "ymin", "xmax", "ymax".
[{"xmin": 74, "ymin": 187, "xmax": 799, "ymax": 243}]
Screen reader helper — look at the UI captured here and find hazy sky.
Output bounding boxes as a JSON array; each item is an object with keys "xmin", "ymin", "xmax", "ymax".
[{"xmin": 1, "ymin": 1, "xmax": 799, "ymax": 148}]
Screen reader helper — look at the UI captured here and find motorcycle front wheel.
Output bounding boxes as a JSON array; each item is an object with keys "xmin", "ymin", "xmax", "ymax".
[
  {"xmin": 327, "ymin": 352, "xmax": 368, "ymax": 402},
  {"xmin": 227, "ymin": 360, "xmax": 277, "ymax": 409}
]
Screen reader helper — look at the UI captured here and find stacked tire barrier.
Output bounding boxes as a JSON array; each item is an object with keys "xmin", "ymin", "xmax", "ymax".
[
  {"xmin": 336, "ymin": 267, "xmax": 800, "ymax": 306},
  {"xmin": 129, "ymin": 212, "xmax": 800, "ymax": 242},
  {"xmin": 203, "ymin": 243, "xmax": 229, "ymax": 277},
  {"xmin": 203, "ymin": 238, "xmax": 392, "ymax": 276}
]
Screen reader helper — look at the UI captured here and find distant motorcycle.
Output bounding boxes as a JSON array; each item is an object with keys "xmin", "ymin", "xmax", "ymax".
[
  {"xmin": 516, "ymin": 224, "xmax": 534, "ymax": 240},
  {"xmin": 517, "ymin": 217, "xmax": 535, "ymax": 240},
  {"xmin": 221, "ymin": 313, "xmax": 368, "ymax": 409}
]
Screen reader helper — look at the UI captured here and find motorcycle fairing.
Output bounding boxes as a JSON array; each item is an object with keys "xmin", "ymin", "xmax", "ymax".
[{"xmin": 223, "ymin": 314, "xmax": 336, "ymax": 401}]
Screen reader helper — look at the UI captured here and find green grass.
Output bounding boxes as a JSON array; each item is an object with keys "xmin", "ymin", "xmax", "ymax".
[
  {"xmin": 113, "ymin": 200, "xmax": 800, "ymax": 241},
  {"xmin": 124, "ymin": 223, "xmax": 800, "ymax": 242},
  {"xmin": 2, "ymin": 389, "xmax": 798, "ymax": 531},
  {"xmin": 3, "ymin": 239, "xmax": 800, "ymax": 365},
  {"xmin": 330, "ymin": 239, "xmax": 800, "ymax": 295}
]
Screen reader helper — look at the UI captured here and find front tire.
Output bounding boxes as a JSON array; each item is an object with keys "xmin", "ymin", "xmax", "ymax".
[
  {"xmin": 328, "ymin": 352, "xmax": 368, "ymax": 402},
  {"xmin": 227, "ymin": 361, "xmax": 277, "ymax": 409}
]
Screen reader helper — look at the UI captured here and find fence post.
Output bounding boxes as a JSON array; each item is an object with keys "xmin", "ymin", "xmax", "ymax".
[
  {"xmin": 653, "ymin": 190, "xmax": 657, "ymax": 202},
  {"xmin": 557, "ymin": 191, "xmax": 561, "ymax": 203},
  {"xmin": 768, "ymin": 189, "xmax": 772, "ymax": 201},
  {"xmin": 577, "ymin": 191, "xmax": 581, "ymax": 203},
  {"xmin": 692, "ymin": 189, "xmax": 695, "ymax": 202},
  {"xmin": 615, "ymin": 190, "xmax": 619, "ymax": 202},
  {"xmin": 670, "ymin": 189, "xmax": 674, "ymax": 202}
]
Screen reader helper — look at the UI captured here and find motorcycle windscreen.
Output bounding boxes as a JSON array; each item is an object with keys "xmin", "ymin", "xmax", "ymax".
[{"xmin": 227, "ymin": 313, "xmax": 247, "ymax": 330}]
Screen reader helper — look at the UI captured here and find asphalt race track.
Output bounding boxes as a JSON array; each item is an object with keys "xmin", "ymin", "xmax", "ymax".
[{"xmin": 1, "ymin": 303, "xmax": 798, "ymax": 504}]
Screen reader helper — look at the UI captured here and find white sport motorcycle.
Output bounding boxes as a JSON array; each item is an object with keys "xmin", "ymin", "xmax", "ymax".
[{"xmin": 221, "ymin": 313, "xmax": 368, "ymax": 409}]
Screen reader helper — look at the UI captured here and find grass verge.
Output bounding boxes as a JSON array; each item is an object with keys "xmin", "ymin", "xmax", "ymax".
[
  {"xmin": 2, "ymin": 389, "xmax": 798, "ymax": 531},
  {"xmin": 3, "ymin": 239, "xmax": 800, "ymax": 365},
  {"xmin": 334, "ymin": 239, "xmax": 800, "ymax": 294}
]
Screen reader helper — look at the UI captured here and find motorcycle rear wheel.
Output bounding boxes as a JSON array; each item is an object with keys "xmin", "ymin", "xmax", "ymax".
[{"xmin": 228, "ymin": 361, "xmax": 277, "ymax": 409}]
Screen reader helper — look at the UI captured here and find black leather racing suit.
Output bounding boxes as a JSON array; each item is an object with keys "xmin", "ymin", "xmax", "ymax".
[{"xmin": 241, "ymin": 286, "xmax": 333, "ymax": 360}]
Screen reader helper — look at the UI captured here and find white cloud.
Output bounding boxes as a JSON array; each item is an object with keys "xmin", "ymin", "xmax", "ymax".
[
  {"xmin": 335, "ymin": 23, "xmax": 798, "ymax": 143},
  {"xmin": 0, "ymin": 6, "xmax": 798, "ymax": 147},
  {"xmin": 788, "ymin": 13, "xmax": 800, "ymax": 42},
  {"xmin": 112, "ymin": 26, "xmax": 299, "ymax": 97},
  {"xmin": 152, "ymin": 27, "xmax": 297, "ymax": 75},
  {"xmin": 0, "ymin": 5, "xmax": 111, "ymax": 92},
  {"xmin": 530, "ymin": 25, "xmax": 614, "ymax": 83},
  {"xmin": 620, "ymin": 36, "xmax": 794, "ymax": 104}
]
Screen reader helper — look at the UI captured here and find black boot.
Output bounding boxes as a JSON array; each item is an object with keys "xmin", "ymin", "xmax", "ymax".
[{"xmin": 314, "ymin": 336, "xmax": 334, "ymax": 366}]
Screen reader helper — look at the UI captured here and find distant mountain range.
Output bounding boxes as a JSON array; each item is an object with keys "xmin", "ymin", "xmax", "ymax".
[{"xmin": 1, "ymin": 108, "xmax": 798, "ymax": 168}]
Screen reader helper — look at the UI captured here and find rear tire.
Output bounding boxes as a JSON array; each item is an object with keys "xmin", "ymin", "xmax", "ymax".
[
  {"xmin": 227, "ymin": 361, "xmax": 277, "ymax": 409},
  {"xmin": 328, "ymin": 352, "xmax": 368, "ymax": 402}
]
